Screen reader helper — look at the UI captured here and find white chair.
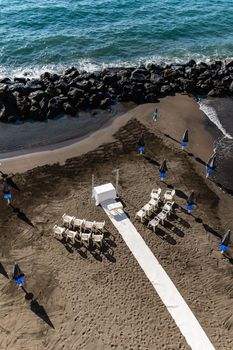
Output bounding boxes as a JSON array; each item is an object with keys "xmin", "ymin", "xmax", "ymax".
[
  {"xmin": 62, "ymin": 213, "xmax": 75, "ymax": 228},
  {"xmin": 163, "ymin": 201, "xmax": 174, "ymax": 216},
  {"xmin": 148, "ymin": 198, "xmax": 159, "ymax": 210},
  {"xmin": 93, "ymin": 221, "xmax": 105, "ymax": 233},
  {"xmin": 65, "ymin": 229, "xmax": 78, "ymax": 244},
  {"xmin": 80, "ymin": 232, "xmax": 91, "ymax": 245},
  {"xmin": 142, "ymin": 203, "xmax": 153, "ymax": 216},
  {"xmin": 73, "ymin": 218, "xmax": 84, "ymax": 232},
  {"xmin": 157, "ymin": 210, "xmax": 167, "ymax": 225},
  {"xmin": 163, "ymin": 189, "xmax": 175, "ymax": 202},
  {"xmin": 53, "ymin": 225, "xmax": 66, "ymax": 240},
  {"xmin": 151, "ymin": 188, "xmax": 161, "ymax": 200},
  {"xmin": 148, "ymin": 217, "xmax": 160, "ymax": 232},
  {"xmin": 135, "ymin": 209, "xmax": 146, "ymax": 222},
  {"xmin": 92, "ymin": 233, "xmax": 104, "ymax": 247},
  {"xmin": 83, "ymin": 220, "xmax": 94, "ymax": 232}
]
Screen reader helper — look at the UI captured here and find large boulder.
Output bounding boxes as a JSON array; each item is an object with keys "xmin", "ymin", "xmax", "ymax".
[
  {"xmin": 47, "ymin": 97, "xmax": 64, "ymax": 118},
  {"xmin": 28, "ymin": 90, "xmax": 47, "ymax": 101},
  {"xmin": 62, "ymin": 102, "xmax": 76, "ymax": 116},
  {"xmin": 0, "ymin": 103, "xmax": 7, "ymax": 121},
  {"xmin": 29, "ymin": 106, "xmax": 45, "ymax": 121},
  {"xmin": 130, "ymin": 69, "xmax": 148, "ymax": 82},
  {"xmin": 150, "ymin": 73, "xmax": 164, "ymax": 85},
  {"xmin": 160, "ymin": 84, "xmax": 174, "ymax": 95},
  {"xmin": 67, "ymin": 87, "xmax": 85, "ymax": 102},
  {"xmin": 229, "ymin": 81, "xmax": 233, "ymax": 93},
  {"xmin": 0, "ymin": 83, "xmax": 8, "ymax": 99},
  {"xmin": 145, "ymin": 93, "xmax": 158, "ymax": 103},
  {"xmin": 99, "ymin": 98, "xmax": 112, "ymax": 109}
]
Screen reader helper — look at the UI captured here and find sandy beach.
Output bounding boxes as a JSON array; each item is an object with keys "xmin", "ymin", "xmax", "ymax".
[{"xmin": 0, "ymin": 94, "xmax": 233, "ymax": 350}]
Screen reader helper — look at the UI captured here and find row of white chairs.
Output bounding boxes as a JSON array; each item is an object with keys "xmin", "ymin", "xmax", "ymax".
[
  {"xmin": 62, "ymin": 214, "xmax": 105, "ymax": 233},
  {"xmin": 148, "ymin": 201, "xmax": 174, "ymax": 232},
  {"xmin": 135, "ymin": 188, "xmax": 176, "ymax": 223},
  {"xmin": 53, "ymin": 225, "xmax": 104, "ymax": 246}
]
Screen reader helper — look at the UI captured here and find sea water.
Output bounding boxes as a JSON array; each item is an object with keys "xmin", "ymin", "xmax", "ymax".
[{"xmin": 1, "ymin": 0, "xmax": 233, "ymax": 78}]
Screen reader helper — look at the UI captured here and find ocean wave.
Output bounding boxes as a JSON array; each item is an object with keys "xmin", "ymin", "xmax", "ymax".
[
  {"xmin": 198, "ymin": 100, "xmax": 233, "ymax": 139},
  {"xmin": 1, "ymin": 54, "xmax": 233, "ymax": 79}
]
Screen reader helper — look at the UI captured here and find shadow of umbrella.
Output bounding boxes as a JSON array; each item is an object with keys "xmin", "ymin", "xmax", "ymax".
[
  {"xmin": 0, "ymin": 262, "xmax": 9, "ymax": 279},
  {"xmin": 21, "ymin": 286, "xmax": 54, "ymax": 329},
  {"xmin": 10, "ymin": 204, "xmax": 34, "ymax": 227},
  {"xmin": 30, "ymin": 299, "xmax": 55, "ymax": 329},
  {"xmin": 6, "ymin": 177, "xmax": 20, "ymax": 192}
]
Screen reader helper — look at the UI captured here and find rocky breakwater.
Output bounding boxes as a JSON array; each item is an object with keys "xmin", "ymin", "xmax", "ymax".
[{"xmin": 1, "ymin": 59, "xmax": 233, "ymax": 123}]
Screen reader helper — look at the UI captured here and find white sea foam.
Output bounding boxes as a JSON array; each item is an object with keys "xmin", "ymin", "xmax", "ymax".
[
  {"xmin": 198, "ymin": 100, "xmax": 233, "ymax": 140},
  {"xmin": 1, "ymin": 54, "xmax": 233, "ymax": 79}
]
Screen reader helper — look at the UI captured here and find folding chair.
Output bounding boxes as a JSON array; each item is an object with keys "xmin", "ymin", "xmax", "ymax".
[
  {"xmin": 135, "ymin": 209, "xmax": 146, "ymax": 223},
  {"xmin": 150, "ymin": 188, "xmax": 162, "ymax": 200},
  {"xmin": 163, "ymin": 189, "xmax": 175, "ymax": 202},
  {"xmin": 147, "ymin": 217, "xmax": 160, "ymax": 232},
  {"xmin": 73, "ymin": 218, "xmax": 85, "ymax": 232},
  {"xmin": 83, "ymin": 220, "xmax": 94, "ymax": 233},
  {"xmin": 93, "ymin": 221, "xmax": 105, "ymax": 233},
  {"xmin": 92, "ymin": 233, "xmax": 104, "ymax": 247},
  {"xmin": 65, "ymin": 229, "xmax": 78, "ymax": 244},
  {"xmin": 80, "ymin": 232, "xmax": 91, "ymax": 245},
  {"xmin": 62, "ymin": 214, "xmax": 75, "ymax": 228},
  {"xmin": 53, "ymin": 225, "xmax": 66, "ymax": 240}
]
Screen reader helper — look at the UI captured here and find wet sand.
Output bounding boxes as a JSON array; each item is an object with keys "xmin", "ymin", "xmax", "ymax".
[{"xmin": 0, "ymin": 95, "xmax": 233, "ymax": 349}]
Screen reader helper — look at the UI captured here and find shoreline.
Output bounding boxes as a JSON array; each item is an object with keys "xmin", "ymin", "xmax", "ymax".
[{"xmin": 0, "ymin": 94, "xmax": 210, "ymax": 174}]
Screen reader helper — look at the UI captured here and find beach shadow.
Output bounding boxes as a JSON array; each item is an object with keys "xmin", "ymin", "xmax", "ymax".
[
  {"xmin": 10, "ymin": 204, "xmax": 34, "ymax": 227},
  {"xmin": 164, "ymin": 134, "xmax": 180, "ymax": 144},
  {"xmin": 0, "ymin": 262, "xmax": 9, "ymax": 279},
  {"xmin": 202, "ymin": 223, "xmax": 221, "ymax": 239},
  {"xmin": 175, "ymin": 189, "xmax": 188, "ymax": 200},
  {"xmin": 154, "ymin": 226, "xmax": 177, "ymax": 245},
  {"xmin": 144, "ymin": 156, "xmax": 160, "ymax": 167},
  {"xmin": 170, "ymin": 213, "xmax": 191, "ymax": 228},
  {"xmin": 194, "ymin": 157, "xmax": 206, "ymax": 166},
  {"xmin": 21, "ymin": 287, "xmax": 54, "ymax": 329},
  {"xmin": 100, "ymin": 242, "xmax": 116, "ymax": 263},
  {"xmin": 164, "ymin": 221, "xmax": 185, "ymax": 237},
  {"xmin": 0, "ymin": 172, "xmax": 20, "ymax": 191},
  {"xmin": 6, "ymin": 178, "xmax": 20, "ymax": 192},
  {"xmin": 211, "ymin": 180, "xmax": 233, "ymax": 197}
]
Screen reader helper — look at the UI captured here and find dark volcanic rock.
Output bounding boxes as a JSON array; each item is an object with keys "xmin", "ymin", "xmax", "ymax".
[
  {"xmin": 29, "ymin": 90, "xmax": 47, "ymax": 101},
  {"xmin": 99, "ymin": 98, "xmax": 112, "ymax": 109},
  {"xmin": 0, "ymin": 103, "xmax": 7, "ymax": 121},
  {"xmin": 131, "ymin": 69, "xmax": 148, "ymax": 82},
  {"xmin": 67, "ymin": 87, "xmax": 85, "ymax": 102},
  {"xmin": 63, "ymin": 102, "xmax": 76, "ymax": 116},
  {"xmin": 229, "ymin": 81, "xmax": 233, "ymax": 93},
  {"xmin": 29, "ymin": 106, "xmax": 45, "ymax": 121}
]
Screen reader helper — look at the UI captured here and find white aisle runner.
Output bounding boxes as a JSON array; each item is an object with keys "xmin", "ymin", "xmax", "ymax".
[{"xmin": 102, "ymin": 199, "xmax": 215, "ymax": 350}]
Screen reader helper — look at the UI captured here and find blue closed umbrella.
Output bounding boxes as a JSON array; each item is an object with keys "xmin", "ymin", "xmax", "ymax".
[
  {"xmin": 12, "ymin": 263, "xmax": 25, "ymax": 286},
  {"xmin": 159, "ymin": 160, "xmax": 168, "ymax": 180},
  {"xmin": 137, "ymin": 134, "xmax": 145, "ymax": 155},
  {"xmin": 206, "ymin": 153, "xmax": 217, "ymax": 178},
  {"xmin": 186, "ymin": 191, "xmax": 195, "ymax": 213},
  {"xmin": 181, "ymin": 129, "xmax": 189, "ymax": 149},
  {"xmin": 219, "ymin": 230, "xmax": 231, "ymax": 254}
]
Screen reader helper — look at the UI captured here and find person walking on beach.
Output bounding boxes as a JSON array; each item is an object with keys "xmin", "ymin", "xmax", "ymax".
[
  {"xmin": 2, "ymin": 180, "xmax": 12, "ymax": 205},
  {"xmin": 152, "ymin": 108, "xmax": 158, "ymax": 123},
  {"xmin": 137, "ymin": 133, "xmax": 145, "ymax": 155},
  {"xmin": 159, "ymin": 160, "xmax": 168, "ymax": 181}
]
